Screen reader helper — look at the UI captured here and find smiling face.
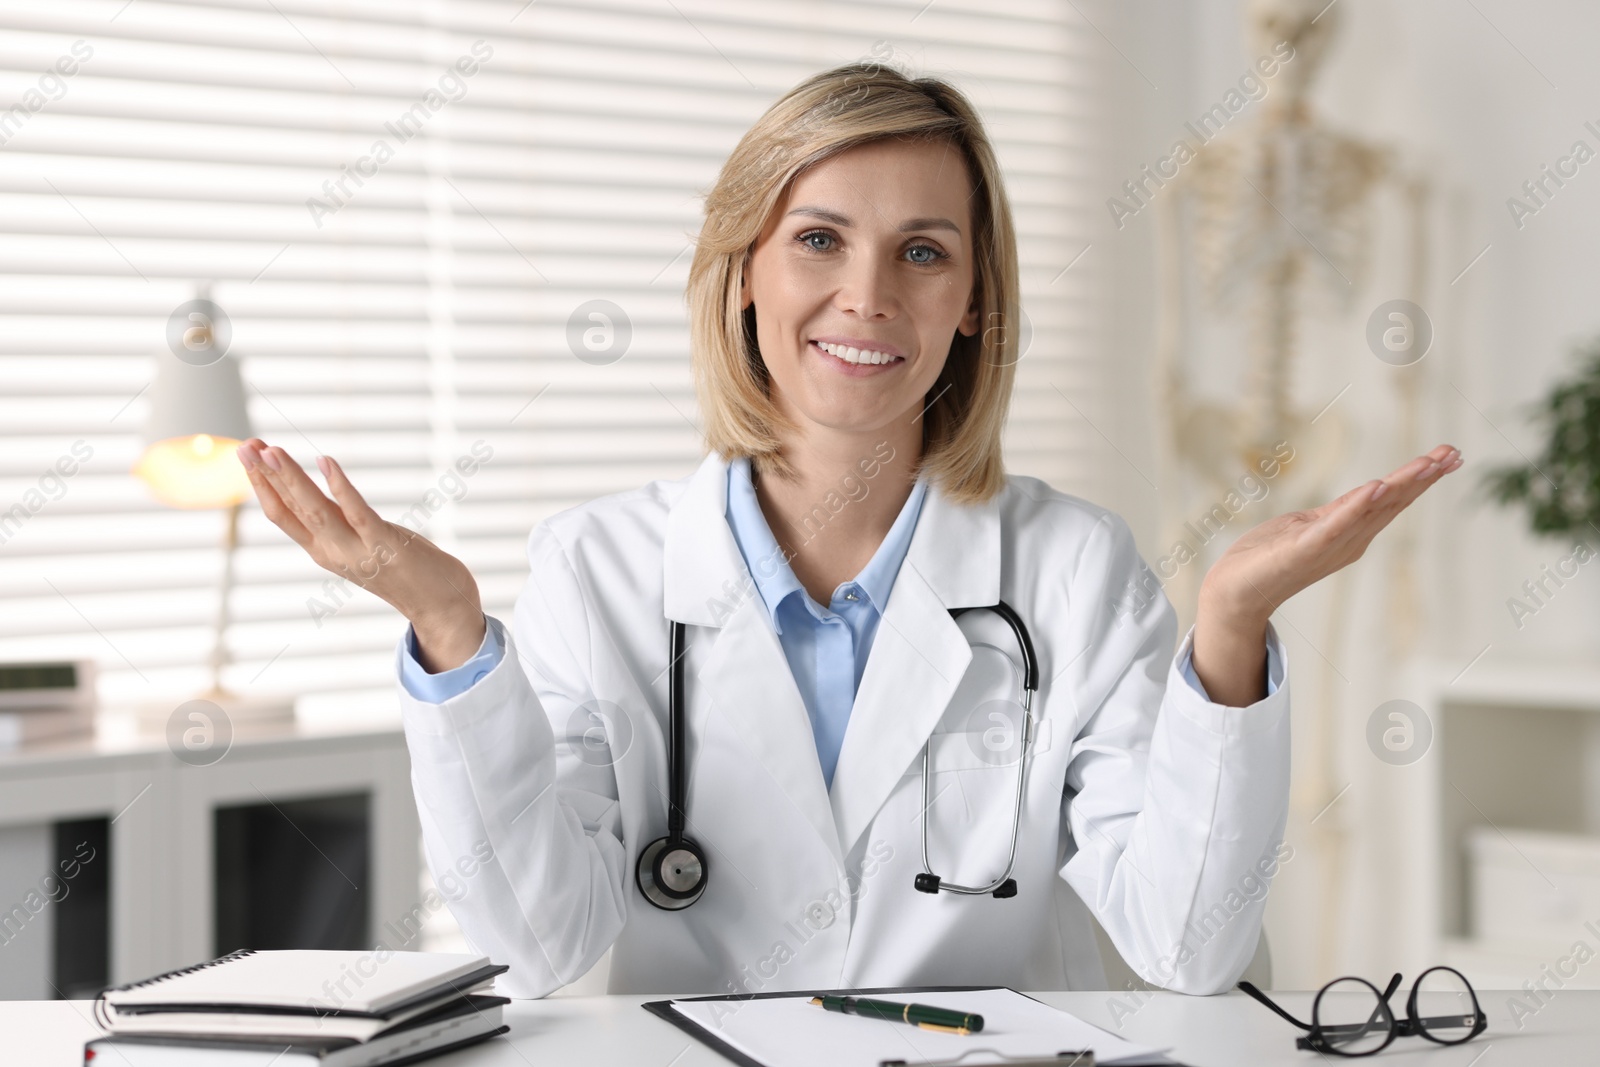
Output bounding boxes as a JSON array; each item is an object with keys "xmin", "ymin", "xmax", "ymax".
[{"xmin": 740, "ymin": 137, "xmax": 981, "ymax": 446}]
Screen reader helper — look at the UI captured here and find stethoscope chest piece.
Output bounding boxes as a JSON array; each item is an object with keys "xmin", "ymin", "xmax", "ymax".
[{"xmin": 636, "ymin": 833, "xmax": 708, "ymax": 910}]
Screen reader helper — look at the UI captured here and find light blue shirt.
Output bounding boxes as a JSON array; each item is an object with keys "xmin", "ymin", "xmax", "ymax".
[
  {"xmin": 723, "ymin": 456, "xmax": 927, "ymax": 788},
  {"xmin": 400, "ymin": 611, "xmax": 504, "ymax": 700},
  {"xmin": 397, "ymin": 462, "xmax": 1276, "ymax": 759}
]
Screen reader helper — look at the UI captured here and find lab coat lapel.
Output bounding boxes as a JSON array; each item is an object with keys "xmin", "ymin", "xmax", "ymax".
[
  {"xmin": 829, "ymin": 476, "xmax": 1002, "ymax": 859},
  {"xmin": 662, "ymin": 452, "xmax": 844, "ymax": 870},
  {"xmin": 698, "ymin": 593, "xmax": 844, "ymax": 868}
]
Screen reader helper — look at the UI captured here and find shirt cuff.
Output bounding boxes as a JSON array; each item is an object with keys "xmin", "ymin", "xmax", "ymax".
[
  {"xmin": 398, "ymin": 614, "xmax": 504, "ymax": 703},
  {"xmin": 1176, "ymin": 623, "xmax": 1284, "ymax": 704}
]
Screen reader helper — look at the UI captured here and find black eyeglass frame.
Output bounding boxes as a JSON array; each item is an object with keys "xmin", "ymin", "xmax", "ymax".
[{"xmin": 1238, "ymin": 966, "xmax": 1487, "ymax": 1056}]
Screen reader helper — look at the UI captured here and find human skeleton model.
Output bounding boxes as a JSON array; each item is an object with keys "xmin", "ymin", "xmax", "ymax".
[
  {"xmin": 1158, "ymin": 0, "xmax": 1389, "ymax": 517},
  {"xmin": 1152, "ymin": 0, "xmax": 1429, "ymax": 978}
]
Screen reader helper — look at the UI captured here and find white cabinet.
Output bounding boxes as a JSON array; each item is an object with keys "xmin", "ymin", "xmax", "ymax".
[
  {"xmin": 1410, "ymin": 659, "xmax": 1600, "ymax": 989},
  {"xmin": 0, "ymin": 715, "xmax": 420, "ymax": 994}
]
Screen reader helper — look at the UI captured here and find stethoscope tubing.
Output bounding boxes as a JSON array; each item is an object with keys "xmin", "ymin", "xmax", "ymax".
[
  {"xmin": 668, "ymin": 619, "xmax": 688, "ymax": 838},
  {"xmin": 919, "ymin": 601, "xmax": 1038, "ymax": 895},
  {"xmin": 643, "ymin": 601, "xmax": 1038, "ymax": 908}
]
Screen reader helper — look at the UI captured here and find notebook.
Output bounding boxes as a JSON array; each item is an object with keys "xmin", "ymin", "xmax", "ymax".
[
  {"xmin": 646, "ymin": 986, "xmax": 1177, "ymax": 1067},
  {"xmin": 86, "ymin": 993, "xmax": 509, "ymax": 1066},
  {"xmin": 101, "ymin": 949, "xmax": 508, "ymax": 1022},
  {"xmin": 101, "ymin": 983, "xmax": 499, "ymax": 1042}
]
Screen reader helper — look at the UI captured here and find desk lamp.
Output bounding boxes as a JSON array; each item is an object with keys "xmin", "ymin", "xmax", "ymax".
[{"xmin": 133, "ymin": 293, "xmax": 291, "ymax": 723}]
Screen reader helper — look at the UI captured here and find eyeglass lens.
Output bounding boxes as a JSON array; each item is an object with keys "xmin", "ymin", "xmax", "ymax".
[
  {"xmin": 1410, "ymin": 966, "xmax": 1479, "ymax": 1044},
  {"xmin": 1314, "ymin": 977, "xmax": 1395, "ymax": 1055}
]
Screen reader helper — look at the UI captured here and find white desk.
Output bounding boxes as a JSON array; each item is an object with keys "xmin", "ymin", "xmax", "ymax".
[{"xmin": 11, "ymin": 989, "xmax": 1591, "ymax": 1066}]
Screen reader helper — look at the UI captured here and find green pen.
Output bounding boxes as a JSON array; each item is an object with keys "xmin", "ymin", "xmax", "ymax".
[{"xmin": 809, "ymin": 995, "xmax": 984, "ymax": 1035}]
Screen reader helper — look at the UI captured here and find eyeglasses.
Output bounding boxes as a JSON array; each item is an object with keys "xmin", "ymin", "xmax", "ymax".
[{"xmin": 1238, "ymin": 966, "xmax": 1487, "ymax": 1057}]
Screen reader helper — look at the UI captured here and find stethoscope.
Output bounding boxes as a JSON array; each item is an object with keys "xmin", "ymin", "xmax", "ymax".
[
  {"xmin": 636, "ymin": 602, "xmax": 1038, "ymax": 911},
  {"xmin": 636, "ymin": 619, "xmax": 710, "ymax": 910}
]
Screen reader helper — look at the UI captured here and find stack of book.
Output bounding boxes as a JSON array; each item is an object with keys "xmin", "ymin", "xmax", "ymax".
[
  {"xmin": 86, "ymin": 949, "xmax": 510, "ymax": 1066},
  {"xmin": 0, "ymin": 659, "xmax": 96, "ymax": 749}
]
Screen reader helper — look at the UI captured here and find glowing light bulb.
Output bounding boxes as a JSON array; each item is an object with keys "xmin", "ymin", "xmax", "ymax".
[{"xmin": 133, "ymin": 433, "xmax": 250, "ymax": 509}]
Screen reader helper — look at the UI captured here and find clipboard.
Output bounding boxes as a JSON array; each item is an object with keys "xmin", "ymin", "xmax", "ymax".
[{"xmin": 641, "ymin": 985, "xmax": 1183, "ymax": 1067}]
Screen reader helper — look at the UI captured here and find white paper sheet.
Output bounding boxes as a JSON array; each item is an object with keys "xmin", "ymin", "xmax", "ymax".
[{"xmin": 668, "ymin": 988, "xmax": 1171, "ymax": 1067}]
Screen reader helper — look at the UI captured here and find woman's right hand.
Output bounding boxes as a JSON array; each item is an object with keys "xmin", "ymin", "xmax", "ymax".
[{"xmin": 236, "ymin": 439, "xmax": 487, "ymax": 672}]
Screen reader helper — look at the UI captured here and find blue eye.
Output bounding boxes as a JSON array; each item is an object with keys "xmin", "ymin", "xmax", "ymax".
[{"xmin": 795, "ymin": 230, "xmax": 947, "ymax": 263}]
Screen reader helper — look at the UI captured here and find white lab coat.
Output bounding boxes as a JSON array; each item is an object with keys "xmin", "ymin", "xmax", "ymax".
[{"xmin": 394, "ymin": 452, "xmax": 1291, "ymax": 998}]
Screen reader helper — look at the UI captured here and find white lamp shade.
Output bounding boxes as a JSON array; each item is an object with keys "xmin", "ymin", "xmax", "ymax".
[{"xmin": 133, "ymin": 352, "xmax": 254, "ymax": 509}]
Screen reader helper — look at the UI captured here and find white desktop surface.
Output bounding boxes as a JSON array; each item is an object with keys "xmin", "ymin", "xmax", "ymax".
[{"xmin": 11, "ymin": 989, "xmax": 1585, "ymax": 1066}]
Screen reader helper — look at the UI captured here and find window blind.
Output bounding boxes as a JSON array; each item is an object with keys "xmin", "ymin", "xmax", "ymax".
[{"xmin": 0, "ymin": 0, "xmax": 1101, "ymax": 714}]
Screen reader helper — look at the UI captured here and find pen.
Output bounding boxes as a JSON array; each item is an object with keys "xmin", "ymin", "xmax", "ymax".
[{"xmin": 809, "ymin": 995, "xmax": 984, "ymax": 1035}]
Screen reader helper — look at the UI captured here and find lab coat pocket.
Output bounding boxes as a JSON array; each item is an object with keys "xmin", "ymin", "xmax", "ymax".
[{"xmin": 911, "ymin": 728, "xmax": 1025, "ymax": 888}]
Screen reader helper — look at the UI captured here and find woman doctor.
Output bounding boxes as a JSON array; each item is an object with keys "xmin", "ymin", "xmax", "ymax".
[{"xmin": 235, "ymin": 65, "xmax": 1460, "ymax": 998}]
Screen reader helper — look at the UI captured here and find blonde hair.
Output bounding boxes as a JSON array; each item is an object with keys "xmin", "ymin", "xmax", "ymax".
[{"xmin": 686, "ymin": 63, "xmax": 1020, "ymax": 505}]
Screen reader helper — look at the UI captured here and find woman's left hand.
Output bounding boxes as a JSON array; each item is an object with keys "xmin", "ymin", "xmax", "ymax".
[
  {"xmin": 1206, "ymin": 442, "xmax": 1462, "ymax": 620},
  {"xmin": 1191, "ymin": 443, "xmax": 1462, "ymax": 706}
]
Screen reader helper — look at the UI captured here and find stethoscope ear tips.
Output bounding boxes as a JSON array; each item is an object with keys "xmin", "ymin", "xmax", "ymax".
[{"xmin": 914, "ymin": 873, "xmax": 1020, "ymax": 897}]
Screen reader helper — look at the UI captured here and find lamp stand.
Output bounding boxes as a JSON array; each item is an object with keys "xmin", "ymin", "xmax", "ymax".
[{"xmin": 139, "ymin": 500, "xmax": 293, "ymax": 728}]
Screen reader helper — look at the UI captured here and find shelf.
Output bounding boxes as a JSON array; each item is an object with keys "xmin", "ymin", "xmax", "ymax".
[
  {"xmin": 0, "ymin": 709, "xmax": 404, "ymax": 776},
  {"xmin": 1420, "ymin": 655, "xmax": 1600, "ymax": 714}
]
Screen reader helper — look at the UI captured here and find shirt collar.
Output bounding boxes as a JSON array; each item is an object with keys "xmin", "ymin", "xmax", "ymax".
[{"xmin": 724, "ymin": 455, "xmax": 927, "ymax": 634}]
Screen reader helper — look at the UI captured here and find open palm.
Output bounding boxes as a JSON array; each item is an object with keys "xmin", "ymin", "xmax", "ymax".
[{"xmin": 1203, "ymin": 443, "xmax": 1463, "ymax": 623}]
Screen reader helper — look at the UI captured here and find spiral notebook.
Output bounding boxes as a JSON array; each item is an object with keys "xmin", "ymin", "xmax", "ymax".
[
  {"xmin": 101, "ymin": 949, "xmax": 507, "ymax": 1020},
  {"xmin": 97, "ymin": 949, "xmax": 508, "ymax": 1045}
]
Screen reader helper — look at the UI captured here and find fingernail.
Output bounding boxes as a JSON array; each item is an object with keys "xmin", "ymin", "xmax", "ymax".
[
  {"xmin": 236, "ymin": 445, "xmax": 255, "ymax": 471},
  {"xmin": 316, "ymin": 455, "xmax": 330, "ymax": 477},
  {"xmin": 1370, "ymin": 480, "xmax": 1388, "ymax": 501},
  {"xmin": 1414, "ymin": 461, "xmax": 1438, "ymax": 480},
  {"xmin": 262, "ymin": 447, "xmax": 282, "ymax": 472}
]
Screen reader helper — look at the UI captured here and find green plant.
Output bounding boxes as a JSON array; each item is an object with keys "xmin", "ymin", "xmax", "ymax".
[{"xmin": 1482, "ymin": 337, "xmax": 1600, "ymax": 537}]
